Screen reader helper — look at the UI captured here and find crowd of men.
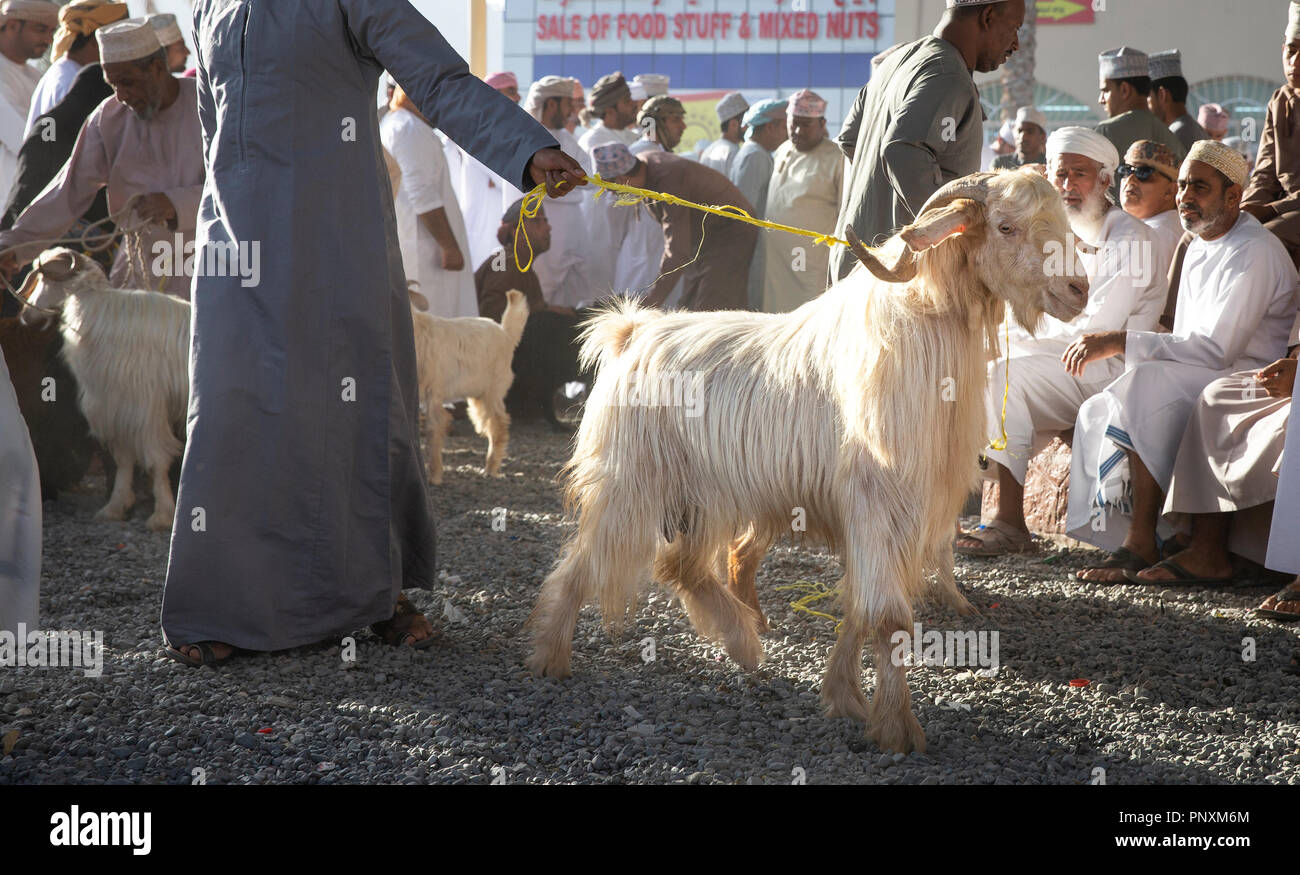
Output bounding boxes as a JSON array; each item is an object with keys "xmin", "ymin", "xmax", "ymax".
[
  {"xmin": 379, "ymin": 67, "xmax": 851, "ymax": 320},
  {"xmin": 386, "ymin": 0, "xmax": 1300, "ymax": 622},
  {"xmin": 0, "ymin": 0, "xmax": 1298, "ymax": 661}
]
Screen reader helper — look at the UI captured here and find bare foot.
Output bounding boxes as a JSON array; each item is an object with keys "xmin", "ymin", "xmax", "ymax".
[
  {"xmin": 1075, "ymin": 545, "xmax": 1158, "ymax": 583},
  {"xmin": 165, "ymin": 641, "xmax": 236, "ymax": 666},
  {"xmin": 1257, "ymin": 577, "xmax": 1300, "ymax": 616},
  {"xmin": 1132, "ymin": 549, "xmax": 1233, "ymax": 584},
  {"xmin": 371, "ymin": 592, "xmax": 438, "ymax": 648}
]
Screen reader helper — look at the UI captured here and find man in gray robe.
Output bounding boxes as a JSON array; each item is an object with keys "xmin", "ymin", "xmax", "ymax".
[
  {"xmin": 1094, "ymin": 47, "xmax": 1186, "ymax": 201},
  {"xmin": 1147, "ymin": 50, "xmax": 1209, "ymax": 153},
  {"xmin": 830, "ymin": 0, "xmax": 1024, "ymax": 282},
  {"xmin": 162, "ymin": 0, "xmax": 583, "ymax": 664}
]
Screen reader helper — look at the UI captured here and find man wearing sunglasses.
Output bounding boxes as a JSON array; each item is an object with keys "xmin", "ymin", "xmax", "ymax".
[{"xmin": 1119, "ymin": 140, "xmax": 1184, "ymax": 289}]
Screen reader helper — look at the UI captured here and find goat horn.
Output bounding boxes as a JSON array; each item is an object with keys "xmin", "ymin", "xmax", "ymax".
[
  {"xmin": 844, "ymin": 225, "xmax": 917, "ymax": 284},
  {"xmin": 37, "ymin": 250, "xmax": 76, "ymax": 281},
  {"xmin": 15, "ymin": 267, "xmax": 40, "ymax": 301},
  {"xmin": 916, "ymin": 172, "xmax": 994, "ymax": 214}
]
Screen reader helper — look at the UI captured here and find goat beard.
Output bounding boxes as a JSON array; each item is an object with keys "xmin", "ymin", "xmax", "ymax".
[{"xmin": 1065, "ymin": 189, "xmax": 1110, "ymax": 243}]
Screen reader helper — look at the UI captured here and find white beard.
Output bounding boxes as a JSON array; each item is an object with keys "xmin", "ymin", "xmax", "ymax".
[{"xmin": 1067, "ymin": 193, "xmax": 1110, "ymax": 244}]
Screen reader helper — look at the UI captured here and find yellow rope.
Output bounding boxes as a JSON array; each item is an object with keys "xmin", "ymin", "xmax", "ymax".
[
  {"xmin": 774, "ymin": 580, "xmax": 842, "ymax": 633},
  {"xmin": 514, "ymin": 175, "xmax": 1013, "ymax": 447},
  {"xmin": 514, "ymin": 175, "xmax": 850, "ymax": 273},
  {"xmin": 987, "ymin": 318, "xmax": 1011, "ymax": 452}
]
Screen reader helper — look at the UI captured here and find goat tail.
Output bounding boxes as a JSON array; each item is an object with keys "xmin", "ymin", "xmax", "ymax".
[
  {"xmin": 499, "ymin": 289, "xmax": 529, "ymax": 349},
  {"xmin": 576, "ymin": 296, "xmax": 662, "ymax": 374}
]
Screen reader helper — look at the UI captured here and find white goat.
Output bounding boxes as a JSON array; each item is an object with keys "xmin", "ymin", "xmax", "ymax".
[
  {"xmin": 409, "ymin": 288, "xmax": 528, "ymax": 484},
  {"xmin": 18, "ymin": 248, "xmax": 189, "ymax": 531},
  {"xmin": 527, "ymin": 170, "xmax": 1088, "ymax": 753}
]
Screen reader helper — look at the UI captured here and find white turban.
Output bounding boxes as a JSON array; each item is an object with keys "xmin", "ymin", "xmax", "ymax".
[
  {"xmin": 96, "ymin": 17, "xmax": 161, "ymax": 64},
  {"xmin": 523, "ymin": 75, "xmax": 577, "ymax": 123},
  {"xmin": 1047, "ymin": 126, "xmax": 1120, "ymax": 178}
]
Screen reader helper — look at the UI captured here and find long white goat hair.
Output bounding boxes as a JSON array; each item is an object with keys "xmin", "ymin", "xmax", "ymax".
[
  {"xmin": 60, "ymin": 282, "xmax": 190, "ymax": 460},
  {"xmin": 569, "ymin": 245, "xmax": 1001, "ymax": 624},
  {"xmin": 530, "ymin": 169, "xmax": 1082, "ymax": 753},
  {"xmin": 20, "ymin": 249, "xmax": 189, "ymax": 530}
]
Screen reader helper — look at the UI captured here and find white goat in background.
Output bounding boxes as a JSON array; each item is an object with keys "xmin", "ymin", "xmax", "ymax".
[
  {"xmin": 527, "ymin": 170, "xmax": 1088, "ymax": 753},
  {"xmin": 18, "ymin": 248, "xmax": 189, "ymax": 531},
  {"xmin": 409, "ymin": 287, "xmax": 528, "ymax": 484}
]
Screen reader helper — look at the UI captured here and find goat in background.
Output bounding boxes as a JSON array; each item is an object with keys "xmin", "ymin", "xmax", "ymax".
[{"xmin": 19, "ymin": 248, "xmax": 189, "ymax": 531}]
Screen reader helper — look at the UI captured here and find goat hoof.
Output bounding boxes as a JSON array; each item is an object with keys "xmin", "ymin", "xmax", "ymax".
[
  {"xmin": 868, "ymin": 710, "xmax": 927, "ymax": 754},
  {"xmin": 525, "ymin": 648, "xmax": 572, "ymax": 679},
  {"xmin": 821, "ymin": 687, "xmax": 872, "ymax": 723},
  {"xmin": 146, "ymin": 513, "xmax": 174, "ymax": 532},
  {"xmin": 724, "ymin": 631, "xmax": 763, "ymax": 672},
  {"xmin": 94, "ymin": 506, "xmax": 129, "ymax": 522}
]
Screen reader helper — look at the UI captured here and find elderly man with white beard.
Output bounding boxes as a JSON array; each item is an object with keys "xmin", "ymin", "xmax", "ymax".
[
  {"xmin": 1066, "ymin": 141, "xmax": 1300, "ymax": 582},
  {"xmin": 956, "ymin": 128, "xmax": 1165, "ymax": 555},
  {"xmin": 522, "ymin": 75, "xmax": 592, "ymax": 309}
]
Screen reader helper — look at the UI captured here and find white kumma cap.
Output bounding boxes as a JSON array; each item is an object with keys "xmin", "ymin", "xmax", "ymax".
[{"xmin": 96, "ymin": 17, "xmax": 162, "ymax": 64}]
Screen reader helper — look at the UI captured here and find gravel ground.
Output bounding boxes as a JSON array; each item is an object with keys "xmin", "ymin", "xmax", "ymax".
[{"xmin": 2, "ymin": 418, "xmax": 1299, "ymax": 785}]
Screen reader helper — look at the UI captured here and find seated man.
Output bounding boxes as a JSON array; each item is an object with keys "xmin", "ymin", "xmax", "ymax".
[
  {"xmin": 957, "ymin": 128, "xmax": 1166, "ymax": 555},
  {"xmin": 1241, "ymin": 5, "xmax": 1300, "ymax": 270},
  {"xmin": 594, "ymin": 141, "xmax": 757, "ymax": 311},
  {"xmin": 992, "ymin": 106, "xmax": 1047, "ymax": 170},
  {"xmin": 474, "ymin": 198, "xmax": 585, "ymax": 427},
  {"xmin": 1129, "ymin": 314, "xmax": 1298, "ymax": 587},
  {"xmin": 1065, "ymin": 141, "xmax": 1300, "ymax": 581},
  {"xmin": 1119, "ymin": 140, "xmax": 1184, "ymax": 282}
]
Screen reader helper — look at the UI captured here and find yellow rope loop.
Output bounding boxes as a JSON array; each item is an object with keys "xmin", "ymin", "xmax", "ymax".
[
  {"xmin": 512, "ymin": 183, "xmax": 549, "ymax": 273},
  {"xmin": 987, "ymin": 318, "xmax": 1011, "ymax": 451}
]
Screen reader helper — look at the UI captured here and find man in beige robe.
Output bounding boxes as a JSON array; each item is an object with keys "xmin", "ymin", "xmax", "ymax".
[
  {"xmin": 0, "ymin": 19, "xmax": 203, "ymax": 298},
  {"xmin": 1241, "ymin": 3, "xmax": 1300, "ymax": 271},
  {"xmin": 762, "ymin": 89, "xmax": 843, "ymax": 313}
]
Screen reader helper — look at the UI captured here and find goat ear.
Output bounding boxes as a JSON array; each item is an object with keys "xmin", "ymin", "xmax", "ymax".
[
  {"xmin": 900, "ymin": 200, "xmax": 980, "ymax": 252},
  {"xmin": 408, "ymin": 287, "xmax": 430, "ymax": 311}
]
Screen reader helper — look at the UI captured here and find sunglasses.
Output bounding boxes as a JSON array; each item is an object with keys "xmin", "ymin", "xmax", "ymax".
[{"xmin": 1116, "ymin": 163, "xmax": 1169, "ymax": 183}]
